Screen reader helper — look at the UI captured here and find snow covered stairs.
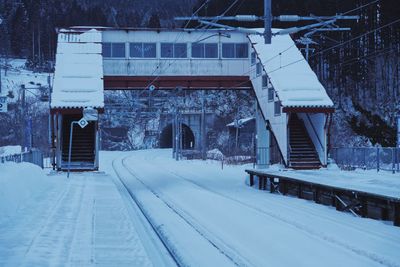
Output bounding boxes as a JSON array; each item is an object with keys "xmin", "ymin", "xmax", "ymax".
[{"xmin": 289, "ymin": 115, "xmax": 321, "ymax": 169}]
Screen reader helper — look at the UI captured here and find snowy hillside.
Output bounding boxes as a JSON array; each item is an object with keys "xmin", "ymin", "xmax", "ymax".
[{"xmin": 0, "ymin": 58, "xmax": 52, "ymax": 100}]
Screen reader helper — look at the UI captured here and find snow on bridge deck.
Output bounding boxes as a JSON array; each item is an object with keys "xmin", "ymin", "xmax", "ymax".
[{"xmin": 249, "ymin": 29, "xmax": 334, "ymax": 110}]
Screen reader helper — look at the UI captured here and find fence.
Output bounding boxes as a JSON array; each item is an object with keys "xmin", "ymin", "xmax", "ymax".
[
  {"xmin": 330, "ymin": 147, "xmax": 400, "ymax": 173},
  {"xmin": 0, "ymin": 149, "xmax": 45, "ymax": 169}
]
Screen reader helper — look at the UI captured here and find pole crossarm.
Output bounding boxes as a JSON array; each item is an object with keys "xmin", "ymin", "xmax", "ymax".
[
  {"xmin": 174, "ymin": 0, "xmax": 359, "ymax": 45},
  {"xmin": 175, "ymin": 15, "xmax": 359, "ymax": 22},
  {"xmin": 198, "ymin": 20, "xmax": 263, "ymax": 35},
  {"xmin": 274, "ymin": 15, "xmax": 359, "ymax": 22}
]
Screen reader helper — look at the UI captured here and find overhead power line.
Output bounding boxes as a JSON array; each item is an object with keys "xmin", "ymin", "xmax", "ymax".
[{"xmin": 267, "ymin": 18, "xmax": 400, "ymax": 75}]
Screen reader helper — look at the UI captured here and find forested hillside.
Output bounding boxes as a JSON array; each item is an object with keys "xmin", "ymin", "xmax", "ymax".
[
  {"xmin": 0, "ymin": 0, "xmax": 196, "ymax": 65},
  {"xmin": 0, "ymin": 0, "xmax": 399, "ymax": 147}
]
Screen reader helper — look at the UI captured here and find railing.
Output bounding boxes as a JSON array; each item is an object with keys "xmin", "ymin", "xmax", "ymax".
[
  {"xmin": 304, "ymin": 114, "xmax": 324, "ymax": 152},
  {"xmin": 330, "ymin": 147, "xmax": 400, "ymax": 173},
  {"xmin": 0, "ymin": 149, "xmax": 44, "ymax": 169}
]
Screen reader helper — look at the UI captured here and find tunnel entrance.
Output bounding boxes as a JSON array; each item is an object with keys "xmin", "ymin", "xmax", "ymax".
[{"xmin": 160, "ymin": 123, "xmax": 195, "ymax": 149}]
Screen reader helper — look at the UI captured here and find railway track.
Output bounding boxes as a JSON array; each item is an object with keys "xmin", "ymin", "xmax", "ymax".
[
  {"xmin": 112, "ymin": 156, "xmax": 248, "ymax": 267},
  {"xmin": 112, "ymin": 158, "xmax": 183, "ymax": 267}
]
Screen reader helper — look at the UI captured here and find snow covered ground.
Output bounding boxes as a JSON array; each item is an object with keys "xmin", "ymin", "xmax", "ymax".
[{"xmin": 1, "ymin": 149, "xmax": 400, "ymax": 266}]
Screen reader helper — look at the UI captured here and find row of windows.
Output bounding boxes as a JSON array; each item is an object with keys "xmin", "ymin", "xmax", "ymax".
[{"xmin": 102, "ymin": 42, "xmax": 249, "ymax": 59}]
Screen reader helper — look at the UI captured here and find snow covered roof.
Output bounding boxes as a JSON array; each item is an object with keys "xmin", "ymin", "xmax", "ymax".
[
  {"xmin": 51, "ymin": 29, "xmax": 104, "ymax": 109},
  {"xmin": 249, "ymin": 29, "xmax": 334, "ymax": 109},
  {"xmin": 226, "ymin": 117, "xmax": 255, "ymax": 127}
]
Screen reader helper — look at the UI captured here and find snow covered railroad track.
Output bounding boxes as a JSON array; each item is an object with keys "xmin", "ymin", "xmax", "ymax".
[
  {"xmin": 111, "ymin": 159, "xmax": 182, "ymax": 267},
  {"xmin": 113, "ymin": 156, "xmax": 249, "ymax": 267},
  {"xmin": 108, "ymin": 149, "xmax": 400, "ymax": 267}
]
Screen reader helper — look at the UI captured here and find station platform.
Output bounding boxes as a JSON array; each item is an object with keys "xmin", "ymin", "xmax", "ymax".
[{"xmin": 245, "ymin": 168, "xmax": 400, "ymax": 226}]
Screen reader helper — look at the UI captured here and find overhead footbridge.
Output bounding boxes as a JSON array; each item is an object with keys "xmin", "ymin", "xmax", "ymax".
[{"xmin": 50, "ymin": 27, "xmax": 333, "ymax": 170}]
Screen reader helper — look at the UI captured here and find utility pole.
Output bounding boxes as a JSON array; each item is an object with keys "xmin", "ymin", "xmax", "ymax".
[
  {"xmin": 0, "ymin": 17, "xmax": 3, "ymax": 95},
  {"xmin": 172, "ymin": 109, "xmax": 176, "ymax": 158},
  {"xmin": 0, "ymin": 56, "xmax": 2, "ymax": 95},
  {"xmin": 20, "ymin": 85, "xmax": 26, "ymax": 152},
  {"xmin": 201, "ymin": 90, "xmax": 206, "ymax": 160},
  {"xmin": 397, "ymin": 115, "xmax": 400, "ymax": 149},
  {"xmin": 264, "ymin": 0, "xmax": 272, "ymax": 44}
]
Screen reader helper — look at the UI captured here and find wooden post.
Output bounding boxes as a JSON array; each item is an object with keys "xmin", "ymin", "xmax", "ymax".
[
  {"xmin": 298, "ymin": 183, "xmax": 302, "ymax": 199},
  {"xmin": 263, "ymin": 177, "xmax": 267, "ymax": 190},
  {"xmin": 269, "ymin": 178, "xmax": 274, "ymax": 193},
  {"xmin": 381, "ymin": 206, "xmax": 389, "ymax": 221},
  {"xmin": 258, "ymin": 176, "xmax": 262, "ymax": 190},
  {"xmin": 250, "ymin": 173, "xmax": 254, "ymax": 187},
  {"xmin": 360, "ymin": 198, "xmax": 368, "ymax": 218},
  {"xmin": 394, "ymin": 203, "xmax": 400, "ymax": 227},
  {"xmin": 334, "ymin": 195, "xmax": 341, "ymax": 211},
  {"xmin": 330, "ymin": 191, "xmax": 336, "ymax": 207},
  {"xmin": 314, "ymin": 187, "xmax": 320, "ymax": 204},
  {"xmin": 281, "ymin": 180, "xmax": 288, "ymax": 195}
]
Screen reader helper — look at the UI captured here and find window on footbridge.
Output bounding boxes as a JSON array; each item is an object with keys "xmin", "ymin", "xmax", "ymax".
[
  {"xmin": 222, "ymin": 43, "xmax": 249, "ymax": 59},
  {"xmin": 192, "ymin": 43, "xmax": 218, "ymax": 58},
  {"xmin": 130, "ymin": 43, "xmax": 157, "ymax": 58},
  {"xmin": 251, "ymin": 51, "xmax": 257, "ymax": 65},
  {"xmin": 274, "ymin": 101, "xmax": 281, "ymax": 116},
  {"xmin": 161, "ymin": 43, "xmax": 187, "ymax": 58},
  {"xmin": 102, "ymin": 42, "xmax": 126, "ymax": 58}
]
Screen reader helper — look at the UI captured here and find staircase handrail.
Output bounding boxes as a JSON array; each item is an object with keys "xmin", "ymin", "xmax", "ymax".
[{"xmin": 305, "ymin": 114, "xmax": 324, "ymax": 152}]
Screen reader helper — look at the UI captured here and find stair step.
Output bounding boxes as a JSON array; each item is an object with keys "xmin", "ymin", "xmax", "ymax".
[
  {"xmin": 290, "ymin": 158, "xmax": 319, "ymax": 161},
  {"xmin": 291, "ymin": 150, "xmax": 316, "ymax": 154},
  {"xmin": 291, "ymin": 161, "xmax": 321, "ymax": 164}
]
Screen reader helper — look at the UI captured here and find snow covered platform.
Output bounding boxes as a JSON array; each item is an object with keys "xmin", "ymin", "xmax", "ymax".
[
  {"xmin": 0, "ymin": 163, "xmax": 173, "ymax": 266},
  {"xmin": 246, "ymin": 168, "xmax": 400, "ymax": 226}
]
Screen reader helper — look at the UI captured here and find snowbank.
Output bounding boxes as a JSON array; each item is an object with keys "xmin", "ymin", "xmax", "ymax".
[
  {"xmin": 0, "ymin": 145, "xmax": 21, "ymax": 157},
  {"xmin": 206, "ymin": 148, "xmax": 224, "ymax": 160},
  {"xmin": 0, "ymin": 162, "xmax": 59, "ymax": 221}
]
